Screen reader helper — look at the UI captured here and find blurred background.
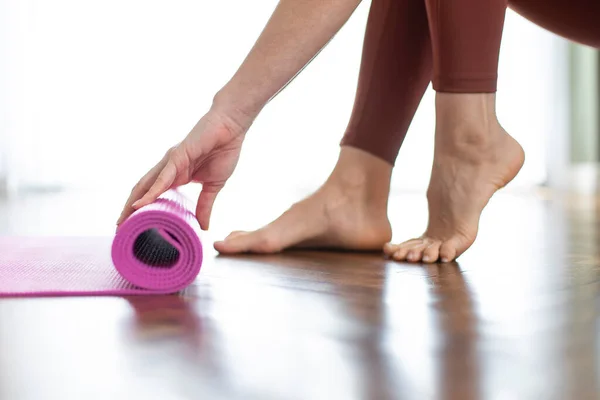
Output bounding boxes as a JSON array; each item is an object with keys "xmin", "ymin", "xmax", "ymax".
[{"xmin": 0, "ymin": 0, "xmax": 598, "ymax": 232}]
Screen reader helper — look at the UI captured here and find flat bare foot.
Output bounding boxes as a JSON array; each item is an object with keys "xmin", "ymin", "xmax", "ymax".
[
  {"xmin": 384, "ymin": 93, "xmax": 525, "ymax": 263},
  {"xmin": 215, "ymin": 147, "xmax": 392, "ymax": 254}
]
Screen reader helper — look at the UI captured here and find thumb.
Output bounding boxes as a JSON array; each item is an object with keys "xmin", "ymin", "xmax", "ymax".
[{"xmin": 195, "ymin": 183, "xmax": 224, "ymax": 230}]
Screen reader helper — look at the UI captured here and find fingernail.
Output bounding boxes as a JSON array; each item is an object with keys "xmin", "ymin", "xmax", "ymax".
[
  {"xmin": 423, "ymin": 256, "xmax": 430, "ymax": 262},
  {"xmin": 441, "ymin": 257, "xmax": 449, "ymax": 263},
  {"xmin": 132, "ymin": 201, "xmax": 141, "ymax": 208}
]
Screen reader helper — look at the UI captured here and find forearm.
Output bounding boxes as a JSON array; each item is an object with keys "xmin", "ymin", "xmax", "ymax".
[{"xmin": 212, "ymin": 0, "xmax": 362, "ymax": 123}]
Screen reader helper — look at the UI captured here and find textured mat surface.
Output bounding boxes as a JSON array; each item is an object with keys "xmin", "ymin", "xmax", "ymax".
[{"xmin": 0, "ymin": 190, "xmax": 203, "ymax": 297}]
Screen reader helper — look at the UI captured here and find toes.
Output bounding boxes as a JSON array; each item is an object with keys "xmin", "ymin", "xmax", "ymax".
[
  {"xmin": 213, "ymin": 231, "xmax": 248, "ymax": 252},
  {"xmin": 225, "ymin": 231, "xmax": 246, "ymax": 240},
  {"xmin": 391, "ymin": 244, "xmax": 413, "ymax": 261},
  {"xmin": 384, "ymin": 239, "xmax": 421, "ymax": 256},
  {"xmin": 422, "ymin": 241, "xmax": 442, "ymax": 263},
  {"xmin": 405, "ymin": 242, "xmax": 431, "ymax": 263},
  {"xmin": 386, "ymin": 239, "xmax": 422, "ymax": 259},
  {"xmin": 389, "ymin": 238, "xmax": 445, "ymax": 263},
  {"xmin": 390, "ymin": 239, "xmax": 427, "ymax": 262},
  {"xmin": 215, "ymin": 229, "xmax": 282, "ymax": 254},
  {"xmin": 439, "ymin": 238, "xmax": 460, "ymax": 263},
  {"xmin": 213, "ymin": 234, "xmax": 245, "ymax": 253},
  {"xmin": 390, "ymin": 237, "xmax": 463, "ymax": 263},
  {"xmin": 391, "ymin": 248, "xmax": 409, "ymax": 261},
  {"xmin": 383, "ymin": 242, "xmax": 400, "ymax": 255}
]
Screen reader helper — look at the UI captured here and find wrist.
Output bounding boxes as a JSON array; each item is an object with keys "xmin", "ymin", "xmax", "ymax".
[{"xmin": 211, "ymin": 86, "xmax": 263, "ymax": 131}]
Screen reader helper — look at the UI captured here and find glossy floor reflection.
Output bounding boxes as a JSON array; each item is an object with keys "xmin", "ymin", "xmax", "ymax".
[{"xmin": 0, "ymin": 189, "xmax": 598, "ymax": 400}]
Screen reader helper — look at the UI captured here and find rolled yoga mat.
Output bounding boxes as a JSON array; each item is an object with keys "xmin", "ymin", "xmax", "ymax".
[{"xmin": 0, "ymin": 190, "xmax": 203, "ymax": 297}]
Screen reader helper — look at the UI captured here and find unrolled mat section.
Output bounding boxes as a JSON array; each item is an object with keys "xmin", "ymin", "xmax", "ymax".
[{"xmin": 0, "ymin": 190, "xmax": 204, "ymax": 297}]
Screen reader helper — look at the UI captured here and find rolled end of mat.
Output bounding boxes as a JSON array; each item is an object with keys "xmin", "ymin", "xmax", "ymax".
[{"xmin": 111, "ymin": 191, "xmax": 203, "ymax": 293}]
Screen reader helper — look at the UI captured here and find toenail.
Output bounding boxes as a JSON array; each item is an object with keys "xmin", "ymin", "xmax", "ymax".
[
  {"xmin": 423, "ymin": 255, "xmax": 430, "ymax": 262},
  {"xmin": 441, "ymin": 257, "xmax": 449, "ymax": 263}
]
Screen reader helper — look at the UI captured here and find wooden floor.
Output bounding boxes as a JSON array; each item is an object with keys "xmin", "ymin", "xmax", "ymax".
[{"xmin": 0, "ymin": 188, "xmax": 598, "ymax": 400}]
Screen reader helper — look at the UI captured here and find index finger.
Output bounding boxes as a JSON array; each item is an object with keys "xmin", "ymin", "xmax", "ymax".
[
  {"xmin": 116, "ymin": 160, "xmax": 166, "ymax": 225},
  {"xmin": 130, "ymin": 160, "xmax": 177, "ymax": 210}
]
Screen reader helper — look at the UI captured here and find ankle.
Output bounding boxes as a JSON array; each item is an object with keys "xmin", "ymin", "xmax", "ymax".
[
  {"xmin": 435, "ymin": 92, "xmax": 497, "ymax": 124},
  {"xmin": 328, "ymin": 147, "xmax": 391, "ymax": 201},
  {"xmin": 434, "ymin": 93, "xmax": 504, "ymax": 154}
]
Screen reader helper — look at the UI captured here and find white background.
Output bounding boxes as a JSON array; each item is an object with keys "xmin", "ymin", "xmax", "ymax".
[{"xmin": 1, "ymin": 0, "xmax": 571, "ymax": 195}]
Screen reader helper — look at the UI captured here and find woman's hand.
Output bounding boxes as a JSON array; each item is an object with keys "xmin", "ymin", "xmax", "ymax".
[
  {"xmin": 117, "ymin": 108, "xmax": 251, "ymax": 230},
  {"xmin": 117, "ymin": 0, "xmax": 362, "ymax": 230}
]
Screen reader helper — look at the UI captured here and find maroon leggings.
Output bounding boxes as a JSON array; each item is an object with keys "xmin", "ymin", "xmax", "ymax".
[{"xmin": 341, "ymin": 0, "xmax": 600, "ymax": 165}]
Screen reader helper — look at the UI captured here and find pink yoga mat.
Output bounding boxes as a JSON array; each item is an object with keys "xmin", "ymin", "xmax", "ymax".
[{"xmin": 0, "ymin": 190, "xmax": 203, "ymax": 297}]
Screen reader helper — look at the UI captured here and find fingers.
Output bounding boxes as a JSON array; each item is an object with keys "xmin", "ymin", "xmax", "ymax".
[
  {"xmin": 195, "ymin": 183, "xmax": 224, "ymax": 230},
  {"xmin": 117, "ymin": 147, "xmax": 181, "ymax": 225},
  {"xmin": 131, "ymin": 160, "xmax": 177, "ymax": 210},
  {"xmin": 116, "ymin": 158, "xmax": 168, "ymax": 225}
]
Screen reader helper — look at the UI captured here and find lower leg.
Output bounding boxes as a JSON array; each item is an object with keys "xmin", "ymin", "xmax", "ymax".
[
  {"xmin": 386, "ymin": 0, "xmax": 524, "ymax": 263},
  {"xmin": 340, "ymin": 0, "xmax": 432, "ymax": 164}
]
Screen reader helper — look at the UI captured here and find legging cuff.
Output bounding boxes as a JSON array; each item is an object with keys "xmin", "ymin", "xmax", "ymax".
[
  {"xmin": 433, "ymin": 75, "xmax": 498, "ymax": 93},
  {"xmin": 339, "ymin": 138, "xmax": 397, "ymax": 166}
]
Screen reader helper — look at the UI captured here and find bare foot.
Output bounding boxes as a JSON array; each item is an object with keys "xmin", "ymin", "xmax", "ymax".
[
  {"xmin": 384, "ymin": 93, "xmax": 525, "ymax": 263},
  {"xmin": 214, "ymin": 147, "xmax": 392, "ymax": 254}
]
